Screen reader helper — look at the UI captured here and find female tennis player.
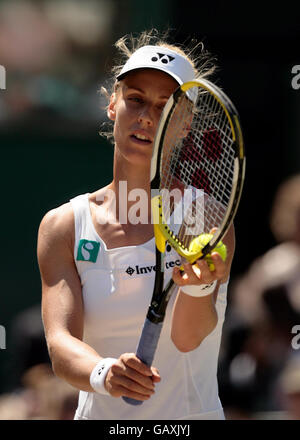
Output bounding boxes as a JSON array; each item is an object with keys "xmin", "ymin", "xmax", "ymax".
[{"xmin": 37, "ymin": 30, "xmax": 235, "ymax": 420}]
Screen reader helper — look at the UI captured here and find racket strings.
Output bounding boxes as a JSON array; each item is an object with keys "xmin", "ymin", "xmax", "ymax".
[
  {"xmin": 160, "ymin": 94, "xmax": 191, "ymax": 225},
  {"xmin": 159, "ymin": 86, "xmax": 236, "ymax": 251}
]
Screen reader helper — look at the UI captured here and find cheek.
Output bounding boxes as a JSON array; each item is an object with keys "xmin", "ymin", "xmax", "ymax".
[
  {"xmin": 114, "ymin": 108, "xmax": 125, "ymax": 133},
  {"xmin": 113, "ymin": 101, "xmax": 135, "ymax": 133},
  {"xmin": 113, "ymin": 106, "xmax": 131, "ymax": 143}
]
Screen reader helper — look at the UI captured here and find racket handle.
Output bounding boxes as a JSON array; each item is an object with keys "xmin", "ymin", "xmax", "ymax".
[{"xmin": 122, "ymin": 318, "xmax": 163, "ymax": 406}]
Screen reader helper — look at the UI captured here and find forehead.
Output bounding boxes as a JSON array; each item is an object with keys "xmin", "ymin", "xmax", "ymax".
[{"xmin": 120, "ymin": 68, "xmax": 179, "ymax": 96}]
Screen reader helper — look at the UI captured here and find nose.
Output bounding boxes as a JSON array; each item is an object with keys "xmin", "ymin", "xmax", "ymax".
[{"xmin": 138, "ymin": 106, "xmax": 153, "ymax": 127}]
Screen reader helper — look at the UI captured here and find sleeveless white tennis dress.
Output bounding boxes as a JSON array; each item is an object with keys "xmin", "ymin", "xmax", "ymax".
[{"xmin": 70, "ymin": 193, "xmax": 227, "ymax": 420}]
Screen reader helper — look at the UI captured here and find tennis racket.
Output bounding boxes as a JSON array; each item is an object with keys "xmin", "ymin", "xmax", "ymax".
[{"xmin": 123, "ymin": 78, "xmax": 245, "ymax": 405}]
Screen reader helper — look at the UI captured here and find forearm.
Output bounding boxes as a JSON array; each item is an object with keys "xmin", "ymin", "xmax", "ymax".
[
  {"xmin": 47, "ymin": 331, "xmax": 102, "ymax": 392},
  {"xmin": 171, "ymin": 286, "xmax": 218, "ymax": 352},
  {"xmin": 170, "ymin": 224, "xmax": 235, "ymax": 352}
]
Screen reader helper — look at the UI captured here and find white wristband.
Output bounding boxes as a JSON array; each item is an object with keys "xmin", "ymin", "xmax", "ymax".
[
  {"xmin": 180, "ymin": 280, "xmax": 217, "ymax": 297},
  {"xmin": 90, "ymin": 358, "xmax": 117, "ymax": 395}
]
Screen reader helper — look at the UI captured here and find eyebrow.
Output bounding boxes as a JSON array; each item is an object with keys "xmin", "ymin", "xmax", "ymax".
[{"xmin": 125, "ymin": 86, "xmax": 170, "ymax": 100}]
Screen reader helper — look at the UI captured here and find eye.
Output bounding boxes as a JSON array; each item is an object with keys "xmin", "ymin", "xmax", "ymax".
[
  {"xmin": 128, "ymin": 96, "xmax": 144, "ymax": 104},
  {"xmin": 156, "ymin": 102, "xmax": 167, "ymax": 111}
]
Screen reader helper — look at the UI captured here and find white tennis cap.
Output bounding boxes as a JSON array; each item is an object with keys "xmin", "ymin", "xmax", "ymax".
[{"xmin": 116, "ymin": 45, "xmax": 195, "ymax": 85}]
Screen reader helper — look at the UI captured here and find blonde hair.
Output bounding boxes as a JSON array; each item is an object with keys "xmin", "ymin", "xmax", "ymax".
[{"xmin": 99, "ymin": 29, "xmax": 217, "ymax": 141}]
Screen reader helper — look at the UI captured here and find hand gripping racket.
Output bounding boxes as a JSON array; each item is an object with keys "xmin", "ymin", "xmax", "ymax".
[{"xmin": 123, "ymin": 78, "xmax": 245, "ymax": 405}]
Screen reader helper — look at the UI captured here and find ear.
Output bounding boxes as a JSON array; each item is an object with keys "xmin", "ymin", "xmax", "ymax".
[{"xmin": 107, "ymin": 92, "xmax": 117, "ymax": 121}]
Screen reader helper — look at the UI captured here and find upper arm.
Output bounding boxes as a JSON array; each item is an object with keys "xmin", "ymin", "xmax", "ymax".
[{"xmin": 37, "ymin": 204, "xmax": 84, "ymax": 347}]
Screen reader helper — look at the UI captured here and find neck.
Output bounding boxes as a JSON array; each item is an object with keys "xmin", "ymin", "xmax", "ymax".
[{"xmin": 109, "ymin": 148, "xmax": 152, "ymax": 225}]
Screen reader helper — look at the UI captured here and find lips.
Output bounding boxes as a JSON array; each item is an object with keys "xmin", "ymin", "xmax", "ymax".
[
  {"xmin": 130, "ymin": 131, "xmax": 152, "ymax": 144},
  {"xmin": 134, "ymin": 133, "xmax": 150, "ymax": 141}
]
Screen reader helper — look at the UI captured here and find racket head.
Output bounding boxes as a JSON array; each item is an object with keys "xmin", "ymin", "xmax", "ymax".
[{"xmin": 150, "ymin": 78, "xmax": 246, "ymax": 262}]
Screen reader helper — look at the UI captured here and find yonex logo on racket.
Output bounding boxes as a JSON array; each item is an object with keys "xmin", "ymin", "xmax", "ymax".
[{"xmin": 151, "ymin": 53, "xmax": 175, "ymax": 64}]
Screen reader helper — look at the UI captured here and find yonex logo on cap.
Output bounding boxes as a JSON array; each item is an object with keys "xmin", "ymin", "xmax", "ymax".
[
  {"xmin": 151, "ymin": 53, "xmax": 175, "ymax": 64},
  {"xmin": 116, "ymin": 45, "xmax": 195, "ymax": 86}
]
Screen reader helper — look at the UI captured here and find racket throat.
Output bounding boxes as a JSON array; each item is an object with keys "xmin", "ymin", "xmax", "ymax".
[
  {"xmin": 147, "ymin": 248, "xmax": 168, "ymax": 324},
  {"xmin": 147, "ymin": 306, "xmax": 166, "ymax": 324}
]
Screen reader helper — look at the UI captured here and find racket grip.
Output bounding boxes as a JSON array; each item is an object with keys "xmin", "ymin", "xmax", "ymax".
[{"xmin": 122, "ymin": 318, "xmax": 163, "ymax": 406}]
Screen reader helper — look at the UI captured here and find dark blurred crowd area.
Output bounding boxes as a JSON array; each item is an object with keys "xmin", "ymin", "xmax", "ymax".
[
  {"xmin": 218, "ymin": 175, "xmax": 300, "ymax": 420},
  {"xmin": 0, "ymin": 0, "xmax": 121, "ymax": 419},
  {"xmin": 0, "ymin": 0, "xmax": 121, "ymax": 133},
  {"xmin": 0, "ymin": 0, "xmax": 300, "ymax": 420}
]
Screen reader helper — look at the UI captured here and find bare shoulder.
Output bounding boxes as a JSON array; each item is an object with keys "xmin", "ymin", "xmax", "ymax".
[
  {"xmin": 38, "ymin": 202, "xmax": 74, "ymax": 242},
  {"xmin": 37, "ymin": 202, "xmax": 75, "ymax": 264}
]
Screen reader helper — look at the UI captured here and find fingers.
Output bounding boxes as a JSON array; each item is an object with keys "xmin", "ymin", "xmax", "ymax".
[
  {"xmin": 210, "ymin": 252, "xmax": 226, "ymax": 279},
  {"xmin": 172, "ymin": 253, "xmax": 226, "ymax": 286},
  {"xmin": 194, "ymin": 259, "xmax": 215, "ymax": 282},
  {"xmin": 105, "ymin": 353, "xmax": 161, "ymax": 401},
  {"xmin": 173, "ymin": 260, "xmax": 212, "ymax": 285},
  {"xmin": 150, "ymin": 366, "xmax": 161, "ymax": 383}
]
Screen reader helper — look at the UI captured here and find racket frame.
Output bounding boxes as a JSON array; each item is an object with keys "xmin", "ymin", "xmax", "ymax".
[{"xmin": 151, "ymin": 79, "xmax": 245, "ymax": 264}]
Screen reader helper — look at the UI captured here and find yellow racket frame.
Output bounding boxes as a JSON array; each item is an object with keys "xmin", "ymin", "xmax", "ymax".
[{"xmin": 151, "ymin": 78, "xmax": 245, "ymax": 265}]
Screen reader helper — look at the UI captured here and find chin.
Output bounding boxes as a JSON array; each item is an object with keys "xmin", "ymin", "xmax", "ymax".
[{"xmin": 119, "ymin": 144, "xmax": 152, "ymax": 166}]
